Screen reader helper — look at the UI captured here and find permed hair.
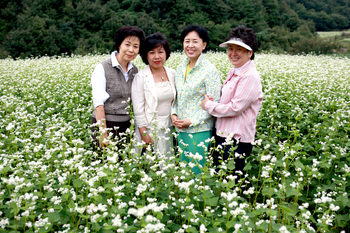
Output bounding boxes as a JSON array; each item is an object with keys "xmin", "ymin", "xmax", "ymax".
[
  {"xmin": 180, "ymin": 25, "xmax": 210, "ymax": 48},
  {"xmin": 113, "ymin": 26, "xmax": 146, "ymax": 52},
  {"xmin": 140, "ymin": 33, "xmax": 171, "ymax": 65},
  {"xmin": 226, "ymin": 25, "xmax": 258, "ymax": 60}
]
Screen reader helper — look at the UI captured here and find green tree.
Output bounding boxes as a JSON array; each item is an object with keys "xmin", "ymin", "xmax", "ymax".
[{"xmin": 262, "ymin": 0, "xmax": 279, "ymax": 27}]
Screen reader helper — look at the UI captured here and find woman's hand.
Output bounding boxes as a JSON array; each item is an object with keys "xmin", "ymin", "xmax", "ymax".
[
  {"xmin": 175, "ymin": 119, "xmax": 192, "ymax": 129},
  {"xmin": 201, "ymin": 94, "xmax": 214, "ymax": 110},
  {"xmin": 172, "ymin": 114, "xmax": 192, "ymax": 129},
  {"xmin": 139, "ymin": 127, "xmax": 154, "ymax": 145},
  {"xmin": 171, "ymin": 114, "xmax": 179, "ymax": 123},
  {"xmin": 98, "ymin": 131, "xmax": 109, "ymax": 148}
]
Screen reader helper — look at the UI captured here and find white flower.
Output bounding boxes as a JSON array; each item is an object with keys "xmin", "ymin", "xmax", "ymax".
[
  {"xmin": 6, "ymin": 122, "xmax": 15, "ymax": 131},
  {"xmin": 144, "ymin": 223, "xmax": 165, "ymax": 231},
  {"xmin": 0, "ymin": 218, "xmax": 9, "ymax": 229},
  {"xmin": 234, "ymin": 224, "xmax": 242, "ymax": 233},
  {"xmin": 330, "ymin": 204, "xmax": 340, "ymax": 211},
  {"xmin": 279, "ymin": 226, "xmax": 290, "ymax": 233},
  {"xmin": 112, "ymin": 214, "xmax": 122, "ymax": 227},
  {"xmin": 200, "ymin": 224, "xmax": 207, "ymax": 233}
]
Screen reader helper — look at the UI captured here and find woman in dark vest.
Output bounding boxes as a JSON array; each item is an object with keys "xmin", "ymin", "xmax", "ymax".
[{"xmin": 91, "ymin": 26, "xmax": 145, "ymax": 149}]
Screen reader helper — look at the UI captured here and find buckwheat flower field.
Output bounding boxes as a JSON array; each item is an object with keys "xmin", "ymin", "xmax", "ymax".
[{"xmin": 0, "ymin": 52, "xmax": 349, "ymax": 233}]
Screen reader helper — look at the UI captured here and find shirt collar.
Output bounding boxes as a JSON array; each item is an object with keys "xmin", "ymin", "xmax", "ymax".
[
  {"xmin": 111, "ymin": 51, "xmax": 134, "ymax": 72},
  {"xmin": 233, "ymin": 60, "xmax": 251, "ymax": 75}
]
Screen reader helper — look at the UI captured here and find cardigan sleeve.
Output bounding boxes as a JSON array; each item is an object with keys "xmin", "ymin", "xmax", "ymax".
[{"xmin": 131, "ymin": 72, "xmax": 148, "ymax": 128}]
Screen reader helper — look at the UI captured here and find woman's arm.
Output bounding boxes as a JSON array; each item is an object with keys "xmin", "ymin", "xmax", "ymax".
[
  {"xmin": 94, "ymin": 105, "xmax": 108, "ymax": 148},
  {"xmin": 91, "ymin": 64, "xmax": 110, "ymax": 148},
  {"xmin": 204, "ymin": 74, "xmax": 261, "ymax": 118},
  {"xmin": 131, "ymin": 73, "xmax": 148, "ymax": 127},
  {"xmin": 131, "ymin": 72, "xmax": 152, "ymax": 144}
]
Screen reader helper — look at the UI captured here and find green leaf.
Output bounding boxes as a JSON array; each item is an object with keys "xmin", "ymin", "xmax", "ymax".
[
  {"xmin": 170, "ymin": 223, "xmax": 181, "ymax": 231},
  {"xmin": 0, "ymin": 166, "xmax": 10, "ymax": 174},
  {"xmin": 227, "ymin": 180, "xmax": 236, "ymax": 189},
  {"xmin": 278, "ymin": 205, "xmax": 293, "ymax": 213},
  {"xmin": 38, "ymin": 227, "xmax": 50, "ymax": 233},
  {"xmin": 342, "ymin": 194, "xmax": 349, "ymax": 207},
  {"xmin": 50, "ymin": 212, "xmax": 60, "ymax": 222},
  {"xmin": 286, "ymin": 188, "xmax": 300, "ymax": 197},
  {"xmin": 10, "ymin": 206, "xmax": 20, "ymax": 216},
  {"xmin": 187, "ymin": 226, "xmax": 198, "ymax": 233},
  {"xmin": 73, "ymin": 179, "xmax": 84, "ymax": 188},
  {"xmin": 163, "ymin": 227, "xmax": 172, "ymax": 232},
  {"xmin": 104, "ymin": 225, "xmax": 116, "ymax": 230},
  {"xmin": 68, "ymin": 200, "xmax": 75, "ymax": 209},
  {"xmin": 271, "ymin": 223, "xmax": 283, "ymax": 232},
  {"xmin": 92, "ymin": 223, "xmax": 101, "ymax": 231},
  {"xmin": 294, "ymin": 159, "xmax": 305, "ymax": 170},
  {"xmin": 266, "ymin": 209, "xmax": 278, "ymax": 216},
  {"xmin": 227, "ymin": 160, "xmax": 235, "ymax": 170},
  {"xmin": 207, "ymin": 197, "xmax": 219, "ymax": 206},
  {"xmin": 227, "ymin": 219, "xmax": 235, "ymax": 229},
  {"xmin": 156, "ymin": 212, "xmax": 163, "ymax": 220},
  {"xmin": 277, "ymin": 204, "xmax": 295, "ymax": 216},
  {"xmin": 335, "ymin": 214, "xmax": 350, "ymax": 227}
]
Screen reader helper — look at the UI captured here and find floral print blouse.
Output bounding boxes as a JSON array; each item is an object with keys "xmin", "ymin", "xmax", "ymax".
[{"xmin": 171, "ymin": 54, "xmax": 221, "ymax": 133}]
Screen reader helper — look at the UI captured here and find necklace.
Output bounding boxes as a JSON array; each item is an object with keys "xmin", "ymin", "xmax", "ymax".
[{"xmin": 150, "ymin": 66, "xmax": 167, "ymax": 82}]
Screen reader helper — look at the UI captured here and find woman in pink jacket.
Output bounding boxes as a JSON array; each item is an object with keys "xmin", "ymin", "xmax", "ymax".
[{"xmin": 201, "ymin": 25, "xmax": 263, "ymax": 177}]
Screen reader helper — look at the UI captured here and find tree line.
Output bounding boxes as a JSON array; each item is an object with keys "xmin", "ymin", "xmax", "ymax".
[{"xmin": 0, "ymin": 0, "xmax": 349, "ymax": 59}]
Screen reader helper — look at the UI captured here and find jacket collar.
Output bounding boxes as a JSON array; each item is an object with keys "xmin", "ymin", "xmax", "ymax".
[{"xmin": 183, "ymin": 53, "xmax": 205, "ymax": 69}]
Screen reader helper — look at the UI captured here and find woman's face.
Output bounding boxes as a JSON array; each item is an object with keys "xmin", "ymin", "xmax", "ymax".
[
  {"xmin": 118, "ymin": 36, "xmax": 140, "ymax": 63},
  {"xmin": 227, "ymin": 44, "xmax": 253, "ymax": 68},
  {"xmin": 183, "ymin": 31, "xmax": 206, "ymax": 62},
  {"xmin": 147, "ymin": 45, "xmax": 167, "ymax": 70}
]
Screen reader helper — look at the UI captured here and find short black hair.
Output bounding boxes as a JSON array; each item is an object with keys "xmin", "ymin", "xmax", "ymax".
[
  {"xmin": 140, "ymin": 33, "xmax": 171, "ymax": 65},
  {"xmin": 180, "ymin": 25, "xmax": 210, "ymax": 47},
  {"xmin": 113, "ymin": 26, "xmax": 146, "ymax": 52},
  {"xmin": 226, "ymin": 25, "xmax": 258, "ymax": 60}
]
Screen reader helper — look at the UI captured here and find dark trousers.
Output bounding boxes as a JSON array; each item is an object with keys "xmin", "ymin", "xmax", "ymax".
[
  {"xmin": 212, "ymin": 131, "xmax": 253, "ymax": 177},
  {"xmin": 91, "ymin": 117, "xmax": 131, "ymax": 152}
]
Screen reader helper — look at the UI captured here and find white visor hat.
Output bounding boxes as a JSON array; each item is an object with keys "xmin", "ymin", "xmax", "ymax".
[{"xmin": 219, "ymin": 38, "xmax": 252, "ymax": 51}]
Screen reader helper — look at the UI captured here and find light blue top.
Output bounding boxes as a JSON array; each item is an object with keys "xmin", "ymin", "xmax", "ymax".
[{"xmin": 171, "ymin": 54, "xmax": 221, "ymax": 133}]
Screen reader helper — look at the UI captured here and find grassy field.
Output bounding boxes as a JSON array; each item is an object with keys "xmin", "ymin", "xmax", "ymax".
[
  {"xmin": 317, "ymin": 30, "xmax": 350, "ymax": 55},
  {"xmin": 0, "ymin": 52, "xmax": 349, "ymax": 232},
  {"xmin": 317, "ymin": 29, "xmax": 350, "ymax": 38}
]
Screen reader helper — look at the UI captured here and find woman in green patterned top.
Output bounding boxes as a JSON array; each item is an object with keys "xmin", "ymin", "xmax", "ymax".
[{"xmin": 171, "ymin": 25, "xmax": 221, "ymax": 176}]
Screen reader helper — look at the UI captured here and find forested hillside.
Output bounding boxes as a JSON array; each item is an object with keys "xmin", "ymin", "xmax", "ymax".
[{"xmin": 1, "ymin": 0, "xmax": 349, "ymax": 58}]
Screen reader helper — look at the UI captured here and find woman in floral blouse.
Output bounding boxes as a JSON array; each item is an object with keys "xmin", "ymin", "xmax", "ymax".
[{"xmin": 171, "ymin": 25, "xmax": 221, "ymax": 175}]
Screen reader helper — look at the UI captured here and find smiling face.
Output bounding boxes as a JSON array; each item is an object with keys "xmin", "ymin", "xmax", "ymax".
[
  {"xmin": 117, "ymin": 36, "xmax": 140, "ymax": 64},
  {"xmin": 183, "ymin": 31, "xmax": 207, "ymax": 64},
  {"xmin": 227, "ymin": 44, "xmax": 253, "ymax": 68},
  {"xmin": 147, "ymin": 45, "xmax": 167, "ymax": 70}
]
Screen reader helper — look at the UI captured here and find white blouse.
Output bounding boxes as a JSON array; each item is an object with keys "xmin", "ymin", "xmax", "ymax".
[
  {"xmin": 155, "ymin": 81, "xmax": 173, "ymax": 116},
  {"xmin": 131, "ymin": 65, "xmax": 176, "ymax": 129}
]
